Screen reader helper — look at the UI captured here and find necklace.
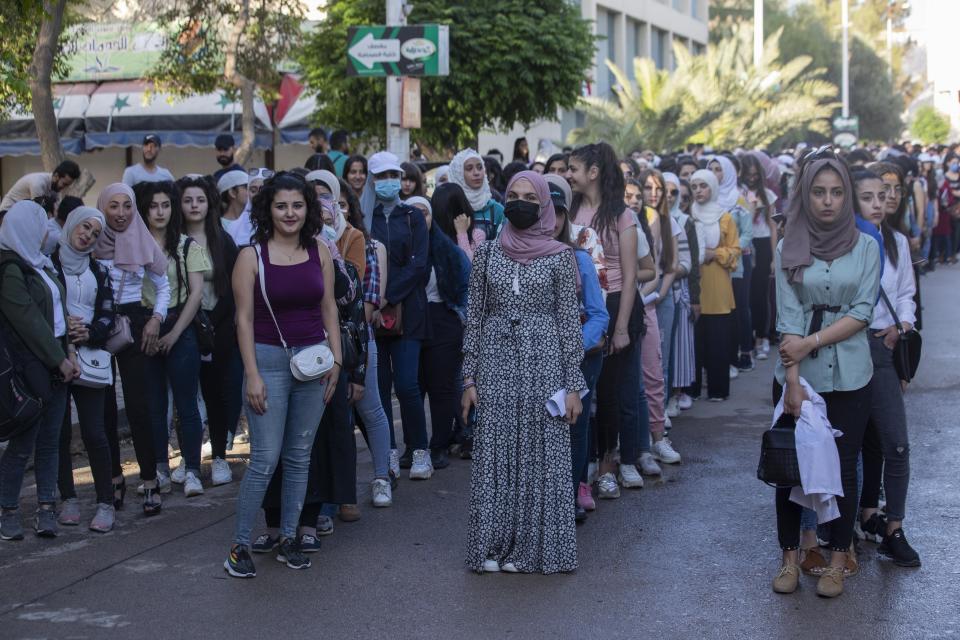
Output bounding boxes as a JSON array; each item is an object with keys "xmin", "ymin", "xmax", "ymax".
[{"xmin": 275, "ymin": 243, "xmax": 300, "ymax": 262}]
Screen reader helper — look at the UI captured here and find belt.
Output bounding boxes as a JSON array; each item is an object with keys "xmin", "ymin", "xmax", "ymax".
[{"xmin": 808, "ymin": 304, "xmax": 841, "ymax": 358}]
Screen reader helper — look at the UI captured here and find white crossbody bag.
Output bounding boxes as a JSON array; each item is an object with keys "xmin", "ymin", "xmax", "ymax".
[{"xmin": 255, "ymin": 245, "xmax": 334, "ymax": 382}]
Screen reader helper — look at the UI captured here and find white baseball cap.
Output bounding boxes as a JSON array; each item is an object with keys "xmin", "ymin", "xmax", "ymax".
[
  {"xmin": 217, "ymin": 170, "xmax": 249, "ymax": 193},
  {"xmin": 368, "ymin": 151, "xmax": 403, "ymax": 176}
]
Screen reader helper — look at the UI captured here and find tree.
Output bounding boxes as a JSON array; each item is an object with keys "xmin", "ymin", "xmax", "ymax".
[
  {"xmin": 298, "ymin": 0, "xmax": 596, "ymax": 153},
  {"xmin": 569, "ymin": 28, "xmax": 838, "ymax": 154},
  {"xmin": 911, "ymin": 106, "xmax": 951, "ymax": 145},
  {"xmin": 148, "ymin": 0, "xmax": 304, "ymax": 165}
]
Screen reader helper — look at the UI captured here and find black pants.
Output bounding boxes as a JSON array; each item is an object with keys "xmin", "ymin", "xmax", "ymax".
[
  {"xmin": 113, "ymin": 305, "xmax": 164, "ymax": 483},
  {"xmin": 694, "ymin": 313, "xmax": 732, "ymax": 399},
  {"xmin": 750, "ymin": 238, "xmax": 773, "ymax": 340},
  {"xmin": 58, "ymin": 385, "xmax": 113, "ymax": 505},
  {"xmin": 774, "ymin": 383, "xmax": 871, "ymax": 551},
  {"xmin": 103, "ymin": 359, "xmax": 123, "ymax": 479},
  {"xmin": 198, "ymin": 321, "xmax": 243, "ymax": 460},
  {"xmin": 730, "ymin": 255, "xmax": 753, "ymax": 361},
  {"xmin": 420, "ymin": 302, "xmax": 463, "ymax": 454}
]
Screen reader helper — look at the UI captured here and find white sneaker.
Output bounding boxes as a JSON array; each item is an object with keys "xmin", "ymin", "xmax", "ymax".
[
  {"xmin": 211, "ymin": 458, "xmax": 232, "ymax": 486},
  {"xmin": 618, "ymin": 464, "xmax": 644, "ymax": 488},
  {"xmin": 587, "ymin": 461, "xmax": 599, "ymax": 485},
  {"xmin": 137, "ymin": 471, "xmax": 172, "ymax": 495},
  {"xmin": 755, "ymin": 349, "xmax": 769, "ymax": 361},
  {"xmin": 677, "ymin": 393, "xmax": 693, "ymax": 410},
  {"xmin": 389, "ymin": 449, "xmax": 400, "ymax": 479},
  {"xmin": 666, "ymin": 396, "xmax": 680, "ymax": 418},
  {"xmin": 501, "ymin": 562, "xmax": 519, "ymax": 573},
  {"xmin": 729, "ymin": 365, "xmax": 739, "ymax": 380},
  {"xmin": 371, "ymin": 478, "xmax": 392, "ymax": 507},
  {"xmin": 170, "ymin": 461, "xmax": 186, "ymax": 484},
  {"xmin": 184, "ymin": 471, "xmax": 204, "ymax": 497},
  {"xmin": 638, "ymin": 452, "xmax": 662, "ymax": 476},
  {"xmin": 664, "ymin": 414, "xmax": 672, "ymax": 429},
  {"xmin": 200, "ymin": 440, "xmax": 213, "ymax": 459},
  {"xmin": 596, "ymin": 472, "xmax": 620, "ymax": 499},
  {"xmin": 761, "ymin": 338, "xmax": 770, "ymax": 354},
  {"xmin": 653, "ymin": 438, "xmax": 681, "ymax": 464},
  {"xmin": 482, "ymin": 559, "xmax": 501, "ymax": 572},
  {"xmin": 408, "ymin": 449, "xmax": 433, "ymax": 480}
]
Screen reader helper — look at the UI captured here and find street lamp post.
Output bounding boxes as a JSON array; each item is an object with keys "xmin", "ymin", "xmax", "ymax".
[
  {"xmin": 841, "ymin": 0, "xmax": 849, "ymax": 118},
  {"xmin": 386, "ymin": 0, "xmax": 410, "ymax": 160}
]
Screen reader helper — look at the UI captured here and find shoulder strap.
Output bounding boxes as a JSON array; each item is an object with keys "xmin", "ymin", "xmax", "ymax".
[
  {"xmin": 254, "ymin": 244, "xmax": 289, "ymax": 351},
  {"xmin": 878, "ymin": 288, "xmax": 904, "ymax": 336}
]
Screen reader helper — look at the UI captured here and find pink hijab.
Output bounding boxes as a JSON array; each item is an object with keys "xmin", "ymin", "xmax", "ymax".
[
  {"xmin": 93, "ymin": 183, "xmax": 168, "ymax": 275},
  {"xmin": 498, "ymin": 171, "xmax": 571, "ymax": 265}
]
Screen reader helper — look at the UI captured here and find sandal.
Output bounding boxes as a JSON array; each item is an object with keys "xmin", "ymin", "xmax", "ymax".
[
  {"xmin": 113, "ymin": 477, "xmax": 127, "ymax": 511},
  {"xmin": 142, "ymin": 486, "xmax": 162, "ymax": 517}
]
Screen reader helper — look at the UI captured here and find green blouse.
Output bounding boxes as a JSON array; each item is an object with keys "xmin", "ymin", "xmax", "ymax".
[{"xmin": 774, "ymin": 233, "xmax": 880, "ymax": 393}]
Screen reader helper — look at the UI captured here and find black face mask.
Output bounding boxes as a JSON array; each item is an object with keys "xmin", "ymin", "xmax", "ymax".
[{"xmin": 504, "ymin": 200, "xmax": 540, "ymax": 230}]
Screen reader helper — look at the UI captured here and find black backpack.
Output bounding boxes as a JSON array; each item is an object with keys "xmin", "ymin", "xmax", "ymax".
[{"xmin": 0, "ymin": 259, "xmax": 54, "ymax": 441}]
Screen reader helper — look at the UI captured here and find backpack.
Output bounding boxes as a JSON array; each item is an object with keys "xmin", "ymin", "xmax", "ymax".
[{"xmin": 0, "ymin": 259, "xmax": 53, "ymax": 441}]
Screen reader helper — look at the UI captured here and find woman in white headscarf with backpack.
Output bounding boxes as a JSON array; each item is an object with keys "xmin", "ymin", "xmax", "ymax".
[{"xmin": 447, "ymin": 149, "xmax": 505, "ymax": 241}]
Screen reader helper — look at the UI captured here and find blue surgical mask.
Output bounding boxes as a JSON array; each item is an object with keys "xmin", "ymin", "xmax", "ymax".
[
  {"xmin": 375, "ymin": 178, "xmax": 401, "ymax": 201},
  {"xmin": 321, "ymin": 224, "xmax": 337, "ymax": 242},
  {"xmin": 949, "ymin": 162, "xmax": 959, "ymax": 173}
]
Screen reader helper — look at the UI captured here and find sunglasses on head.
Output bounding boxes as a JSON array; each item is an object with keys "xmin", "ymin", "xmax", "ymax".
[
  {"xmin": 249, "ymin": 168, "xmax": 275, "ymax": 180},
  {"xmin": 802, "ymin": 145, "xmax": 837, "ymax": 164}
]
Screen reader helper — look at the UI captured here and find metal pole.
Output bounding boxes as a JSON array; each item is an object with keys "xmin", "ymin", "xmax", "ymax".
[
  {"xmin": 754, "ymin": 0, "xmax": 763, "ymax": 68},
  {"xmin": 886, "ymin": 1, "xmax": 894, "ymax": 81},
  {"xmin": 841, "ymin": 0, "xmax": 849, "ymax": 118},
  {"xmin": 386, "ymin": 0, "xmax": 409, "ymax": 160}
]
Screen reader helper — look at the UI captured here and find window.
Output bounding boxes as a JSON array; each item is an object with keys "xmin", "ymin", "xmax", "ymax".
[
  {"xmin": 626, "ymin": 19, "xmax": 647, "ymax": 78},
  {"xmin": 651, "ymin": 27, "xmax": 666, "ymax": 70},
  {"xmin": 692, "ymin": 41, "xmax": 705, "ymax": 56}
]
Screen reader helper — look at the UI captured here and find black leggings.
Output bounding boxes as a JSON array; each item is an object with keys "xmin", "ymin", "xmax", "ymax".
[
  {"xmin": 750, "ymin": 238, "xmax": 773, "ymax": 339},
  {"xmin": 198, "ymin": 322, "xmax": 243, "ymax": 460},
  {"xmin": 58, "ymin": 385, "xmax": 113, "ymax": 505},
  {"xmin": 420, "ymin": 302, "xmax": 463, "ymax": 453},
  {"xmin": 694, "ymin": 313, "xmax": 732, "ymax": 399},
  {"xmin": 774, "ymin": 383, "xmax": 871, "ymax": 551}
]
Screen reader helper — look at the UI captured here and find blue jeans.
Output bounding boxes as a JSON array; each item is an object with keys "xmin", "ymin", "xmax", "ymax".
[
  {"xmin": 154, "ymin": 325, "xmax": 204, "ymax": 474},
  {"xmin": 655, "ymin": 292, "xmax": 676, "ymax": 403},
  {"xmin": 354, "ymin": 339, "xmax": 390, "ymax": 478},
  {"xmin": 0, "ymin": 383, "xmax": 68, "ymax": 508},
  {"xmin": 571, "ymin": 351, "xmax": 603, "ymax": 502},
  {"xmin": 376, "ymin": 336, "xmax": 428, "ymax": 451},
  {"xmin": 596, "ymin": 340, "xmax": 641, "ymax": 463},
  {"xmin": 233, "ymin": 343, "xmax": 328, "ymax": 546}
]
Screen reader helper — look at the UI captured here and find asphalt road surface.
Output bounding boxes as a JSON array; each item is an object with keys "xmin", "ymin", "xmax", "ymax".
[{"xmin": 1, "ymin": 268, "xmax": 958, "ymax": 639}]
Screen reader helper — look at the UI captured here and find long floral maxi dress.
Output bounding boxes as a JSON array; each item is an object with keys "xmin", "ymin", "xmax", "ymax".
[{"xmin": 462, "ymin": 241, "xmax": 587, "ymax": 574}]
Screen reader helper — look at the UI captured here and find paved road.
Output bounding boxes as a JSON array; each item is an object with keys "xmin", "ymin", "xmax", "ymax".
[{"xmin": 1, "ymin": 269, "xmax": 959, "ymax": 639}]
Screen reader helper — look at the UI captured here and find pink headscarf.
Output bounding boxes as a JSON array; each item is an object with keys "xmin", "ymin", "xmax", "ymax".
[
  {"xmin": 93, "ymin": 183, "xmax": 168, "ymax": 275},
  {"xmin": 498, "ymin": 171, "xmax": 571, "ymax": 266}
]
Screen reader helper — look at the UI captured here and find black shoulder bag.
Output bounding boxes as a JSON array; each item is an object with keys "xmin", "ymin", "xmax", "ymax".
[
  {"xmin": 178, "ymin": 237, "xmax": 216, "ymax": 356},
  {"xmin": 757, "ymin": 412, "xmax": 801, "ymax": 488},
  {"xmin": 878, "ymin": 288, "xmax": 922, "ymax": 383}
]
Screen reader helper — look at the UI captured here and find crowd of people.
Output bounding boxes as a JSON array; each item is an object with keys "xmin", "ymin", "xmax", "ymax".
[{"xmin": 0, "ymin": 129, "xmax": 946, "ymax": 596}]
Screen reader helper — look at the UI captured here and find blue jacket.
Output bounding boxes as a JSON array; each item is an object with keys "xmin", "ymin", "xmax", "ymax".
[
  {"xmin": 429, "ymin": 226, "xmax": 471, "ymax": 323},
  {"xmin": 472, "ymin": 199, "xmax": 504, "ymax": 240},
  {"xmin": 575, "ymin": 249, "xmax": 609, "ymax": 353},
  {"xmin": 370, "ymin": 202, "xmax": 431, "ymax": 340}
]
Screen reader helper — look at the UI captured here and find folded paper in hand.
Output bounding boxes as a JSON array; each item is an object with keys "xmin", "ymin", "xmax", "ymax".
[{"xmin": 546, "ymin": 388, "xmax": 589, "ymax": 418}]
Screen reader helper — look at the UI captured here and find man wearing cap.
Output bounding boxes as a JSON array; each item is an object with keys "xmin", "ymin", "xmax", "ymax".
[
  {"xmin": 122, "ymin": 134, "xmax": 175, "ymax": 187},
  {"xmin": 365, "ymin": 150, "xmax": 434, "ymax": 481},
  {"xmin": 217, "ymin": 169, "xmax": 251, "ymax": 243},
  {"xmin": 213, "ymin": 134, "xmax": 245, "ymax": 180}
]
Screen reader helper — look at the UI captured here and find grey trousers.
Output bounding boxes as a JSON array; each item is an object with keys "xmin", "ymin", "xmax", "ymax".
[{"xmin": 859, "ymin": 333, "xmax": 910, "ymax": 522}]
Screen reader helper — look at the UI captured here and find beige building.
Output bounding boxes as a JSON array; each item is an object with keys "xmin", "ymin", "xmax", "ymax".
[{"xmin": 479, "ymin": 0, "xmax": 710, "ymax": 162}]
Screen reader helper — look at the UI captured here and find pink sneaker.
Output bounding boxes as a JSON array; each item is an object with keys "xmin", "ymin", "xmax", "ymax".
[{"xmin": 577, "ymin": 482, "xmax": 596, "ymax": 511}]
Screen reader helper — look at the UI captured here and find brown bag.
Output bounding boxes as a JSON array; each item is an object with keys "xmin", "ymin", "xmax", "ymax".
[
  {"xmin": 104, "ymin": 273, "xmax": 134, "ymax": 354},
  {"xmin": 376, "ymin": 303, "xmax": 403, "ymax": 337}
]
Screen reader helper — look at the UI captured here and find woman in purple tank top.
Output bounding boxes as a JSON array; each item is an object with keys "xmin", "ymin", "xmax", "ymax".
[{"xmin": 224, "ymin": 172, "xmax": 342, "ymax": 578}]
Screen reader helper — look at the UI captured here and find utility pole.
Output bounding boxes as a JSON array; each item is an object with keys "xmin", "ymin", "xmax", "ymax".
[
  {"xmin": 886, "ymin": 0, "xmax": 894, "ymax": 82},
  {"xmin": 753, "ymin": 0, "xmax": 763, "ymax": 68},
  {"xmin": 841, "ymin": 0, "xmax": 850, "ymax": 118},
  {"xmin": 386, "ymin": 0, "xmax": 409, "ymax": 160}
]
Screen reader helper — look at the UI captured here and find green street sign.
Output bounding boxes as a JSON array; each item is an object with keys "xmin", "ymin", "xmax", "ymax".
[
  {"xmin": 832, "ymin": 115, "xmax": 860, "ymax": 148},
  {"xmin": 347, "ymin": 25, "xmax": 449, "ymax": 77}
]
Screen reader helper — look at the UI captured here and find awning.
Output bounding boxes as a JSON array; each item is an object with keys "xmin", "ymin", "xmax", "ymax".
[
  {"xmin": 0, "ymin": 83, "xmax": 96, "ymax": 156},
  {"xmin": 83, "ymin": 80, "xmax": 273, "ymax": 150}
]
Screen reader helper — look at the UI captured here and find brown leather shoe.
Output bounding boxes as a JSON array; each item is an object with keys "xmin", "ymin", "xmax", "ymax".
[
  {"xmin": 800, "ymin": 547, "xmax": 828, "ymax": 576},
  {"xmin": 772, "ymin": 564, "xmax": 800, "ymax": 594},
  {"xmin": 338, "ymin": 504, "xmax": 361, "ymax": 522},
  {"xmin": 816, "ymin": 566, "xmax": 844, "ymax": 598}
]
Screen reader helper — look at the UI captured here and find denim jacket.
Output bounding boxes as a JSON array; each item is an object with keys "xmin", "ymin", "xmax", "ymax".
[
  {"xmin": 429, "ymin": 226, "xmax": 471, "ymax": 323},
  {"xmin": 575, "ymin": 249, "xmax": 609, "ymax": 352}
]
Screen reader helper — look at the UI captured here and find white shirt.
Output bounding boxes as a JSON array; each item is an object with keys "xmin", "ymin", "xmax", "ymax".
[
  {"xmin": 63, "ymin": 268, "xmax": 98, "ymax": 324},
  {"xmin": 749, "ymin": 188, "xmax": 778, "ymax": 239},
  {"xmin": 98, "ymin": 258, "xmax": 170, "ymax": 320},
  {"xmin": 0, "ymin": 173, "xmax": 53, "ymax": 212},
  {"xmin": 34, "ymin": 267, "xmax": 66, "ymax": 338},
  {"xmin": 871, "ymin": 231, "xmax": 917, "ymax": 330},
  {"xmin": 425, "ymin": 268, "xmax": 442, "ymax": 303},
  {"xmin": 121, "ymin": 164, "xmax": 175, "ymax": 187}
]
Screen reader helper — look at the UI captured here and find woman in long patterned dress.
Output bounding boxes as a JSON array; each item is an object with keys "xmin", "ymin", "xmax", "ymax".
[{"xmin": 461, "ymin": 170, "xmax": 586, "ymax": 574}]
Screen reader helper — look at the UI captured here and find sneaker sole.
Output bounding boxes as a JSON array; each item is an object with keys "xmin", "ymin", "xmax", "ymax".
[
  {"xmin": 878, "ymin": 546, "xmax": 922, "ymax": 567},
  {"xmin": 618, "ymin": 476, "xmax": 644, "ymax": 489},
  {"xmin": 223, "ymin": 560, "xmax": 256, "ymax": 578},
  {"xmin": 598, "ymin": 491, "xmax": 620, "ymax": 499},
  {"xmin": 35, "ymin": 529, "xmax": 58, "ymax": 538},
  {"xmin": 211, "ymin": 477, "xmax": 232, "ymax": 487},
  {"xmin": 276, "ymin": 555, "xmax": 311, "ymax": 570},
  {"xmin": 58, "ymin": 518, "xmax": 80, "ymax": 526},
  {"xmin": 653, "ymin": 455, "xmax": 682, "ymax": 465},
  {"xmin": 408, "ymin": 471, "xmax": 433, "ymax": 480},
  {"xmin": 317, "ymin": 529, "xmax": 334, "ymax": 537},
  {"xmin": 0, "ymin": 532, "xmax": 24, "ymax": 541},
  {"xmin": 372, "ymin": 500, "xmax": 392, "ymax": 508}
]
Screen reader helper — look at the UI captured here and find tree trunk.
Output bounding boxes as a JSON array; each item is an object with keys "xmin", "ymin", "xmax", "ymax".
[
  {"xmin": 27, "ymin": 0, "xmax": 68, "ymax": 173},
  {"xmin": 224, "ymin": 0, "xmax": 255, "ymax": 167},
  {"xmin": 235, "ymin": 79, "xmax": 256, "ymax": 167}
]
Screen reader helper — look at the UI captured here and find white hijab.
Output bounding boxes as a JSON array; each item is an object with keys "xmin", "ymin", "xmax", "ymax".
[
  {"xmin": 708, "ymin": 155, "xmax": 740, "ymax": 211},
  {"xmin": 663, "ymin": 172, "xmax": 686, "ymax": 224},
  {"xmin": 58, "ymin": 206, "xmax": 105, "ymax": 275},
  {"xmin": 690, "ymin": 169, "xmax": 725, "ymax": 250},
  {"xmin": 448, "ymin": 148, "xmax": 492, "ymax": 212},
  {"xmin": 0, "ymin": 201, "xmax": 55, "ymax": 271}
]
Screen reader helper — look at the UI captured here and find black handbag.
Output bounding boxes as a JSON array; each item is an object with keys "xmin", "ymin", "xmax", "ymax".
[
  {"xmin": 337, "ymin": 262, "xmax": 367, "ymax": 373},
  {"xmin": 757, "ymin": 413, "xmax": 801, "ymax": 488},
  {"xmin": 193, "ymin": 309, "xmax": 215, "ymax": 356},
  {"xmin": 878, "ymin": 289, "xmax": 922, "ymax": 382}
]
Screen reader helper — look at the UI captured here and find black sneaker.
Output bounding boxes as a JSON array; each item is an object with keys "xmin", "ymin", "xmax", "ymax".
[
  {"xmin": 459, "ymin": 437, "xmax": 473, "ymax": 460},
  {"xmin": 861, "ymin": 512, "xmax": 888, "ymax": 543},
  {"xmin": 251, "ymin": 533, "xmax": 279, "ymax": 554},
  {"xmin": 879, "ymin": 528, "xmax": 921, "ymax": 567},
  {"xmin": 224, "ymin": 545, "xmax": 256, "ymax": 578},
  {"xmin": 575, "ymin": 506, "xmax": 587, "ymax": 524},
  {"xmin": 399, "ymin": 449, "xmax": 413, "ymax": 470},
  {"xmin": 430, "ymin": 450, "xmax": 450, "ymax": 470},
  {"xmin": 276, "ymin": 537, "xmax": 312, "ymax": 570},
  {"xmin": 298, "ymin": 533, "xmax": 321, "ymax": 553}
]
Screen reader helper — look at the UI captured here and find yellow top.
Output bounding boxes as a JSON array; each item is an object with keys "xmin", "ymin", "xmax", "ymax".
[{"xmin": 700, "ymin": 212, "xmax": 741, "ymax": 315}]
